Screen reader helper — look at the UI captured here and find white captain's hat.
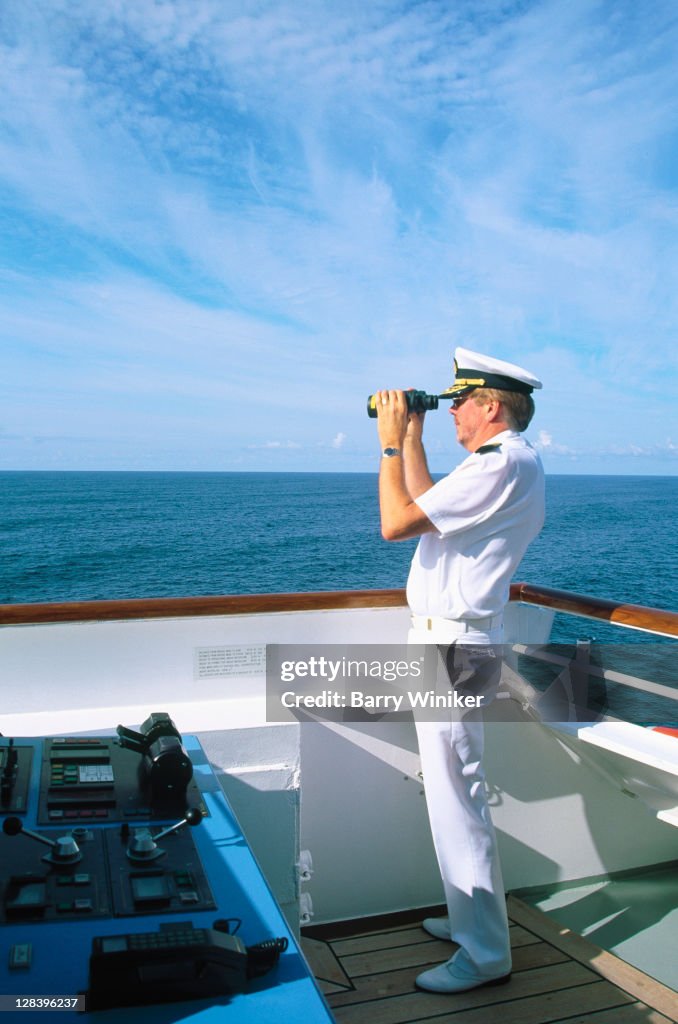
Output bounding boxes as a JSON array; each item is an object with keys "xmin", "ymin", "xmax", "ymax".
[{"xmin": 440, "ymin": 347, "xmax": 542, "ymax": 400}]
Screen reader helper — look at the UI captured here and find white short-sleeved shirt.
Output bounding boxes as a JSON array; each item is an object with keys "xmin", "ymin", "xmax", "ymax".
[{"xmin": 407, "ymin": 430, "xmax": 545, "ymax": 620}]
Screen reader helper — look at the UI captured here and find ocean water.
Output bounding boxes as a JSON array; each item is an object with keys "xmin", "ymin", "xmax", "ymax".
[
  {"xmin": 1, "ymin": 472, "xmax": 677, "ymax": 649},
  {"xmin": 2, "ymin": 471, "xmax": 676, "ymax": 722}
]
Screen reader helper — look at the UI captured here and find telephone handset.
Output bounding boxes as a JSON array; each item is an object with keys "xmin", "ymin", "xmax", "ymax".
[
  {"xmin": 87, "ymin": 921, "xmax": 289, "ymax": 1010},
  {"xmin": 87, "ymin": 923, "xmax": 248, "ymax": 1009}
]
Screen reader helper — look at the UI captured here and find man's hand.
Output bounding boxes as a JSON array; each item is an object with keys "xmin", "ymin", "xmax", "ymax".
[
  {"xmin": 374, "ymin": 389, "xmax": 410, "ymax": 449},
  {"xmin": 405, "ymin": 406, "xmax": 425, "ymax": 445},
  {"xmin": 374, "ymin": 389, "xmax": 426, "ymax": 448}
]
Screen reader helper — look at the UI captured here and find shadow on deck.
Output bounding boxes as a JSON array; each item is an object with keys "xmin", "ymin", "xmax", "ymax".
[{"xmin": 301, "ymin": 896, "xmax": 678, "ymax": 1024}]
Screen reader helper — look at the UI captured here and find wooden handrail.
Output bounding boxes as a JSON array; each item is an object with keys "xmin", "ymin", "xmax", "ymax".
[
  {"xmin": 0, "ymin": 589, "xmax": 408, "ymax": 626},
  {"xmin": 510, "ymin": 582, "xmax": 678, "ymax": 638},
  {"xmin": 0, "ymin": 583, "xmax": 675, "ymax": 637}
]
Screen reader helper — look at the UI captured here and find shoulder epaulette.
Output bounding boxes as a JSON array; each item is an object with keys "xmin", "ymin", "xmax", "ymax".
[{"xmin": 476, "ymin": 443, "xmax": 502, "ymax": 455}]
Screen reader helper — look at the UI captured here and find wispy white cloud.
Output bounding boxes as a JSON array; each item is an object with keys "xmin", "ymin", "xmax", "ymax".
[
  {"xmin": 0, "ymin": 0, "xmax": 676, "ymax": 470},
  {"xmin": 533, "ymin": 431, "xmax": 678, "ymax": 462},
  {"xmin": 534, "ymin": 430, "xmax": 577, "ymax": 457},
  {"xmin": 247, "ymin": 440, "xmax": 303, "ymax": 450}
]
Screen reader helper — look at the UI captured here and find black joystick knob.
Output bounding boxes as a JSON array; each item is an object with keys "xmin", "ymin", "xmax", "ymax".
[
  {"xmin": 126, "ymin": 806, "xmax": 203, "ymax": 862},
  {"xmin": 2, "ymin": 816, "xmax": 82, "ymax": 864}
]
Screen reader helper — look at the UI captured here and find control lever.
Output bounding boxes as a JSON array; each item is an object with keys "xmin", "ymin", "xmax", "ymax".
[
  {"xmin": 116, "ymin": 713, "xmax": 193, "ymax": 803},
  {"xmin": 2, "ymin": 815, "xmax": 82, "ymax": 865},
  {"xmin": 116, "ymin": 712, "xmax": 182, "ymax": 755},
  {"xmin": 125, "ymin": 806, "xmax": 203, "ymax": 862},
  {"xmin": 1, "ymin": 739, "xmax": 17, "ymax": 805}
]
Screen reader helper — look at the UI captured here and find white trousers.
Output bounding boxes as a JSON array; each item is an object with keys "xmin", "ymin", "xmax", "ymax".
[{"xmin": 409, "ymin": 621, "xmax": 511, "ymax": 976}]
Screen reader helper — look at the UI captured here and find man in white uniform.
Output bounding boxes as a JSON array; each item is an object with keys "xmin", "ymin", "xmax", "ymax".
[{"xmin": 374, "ymin": 347, "xmax": 545, "ymax": 994}]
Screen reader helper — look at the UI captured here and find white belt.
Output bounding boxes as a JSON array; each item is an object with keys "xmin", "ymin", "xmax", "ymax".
[{"xmin": 410, "ymin": 613, "xmax": 503, "ymax": 636}]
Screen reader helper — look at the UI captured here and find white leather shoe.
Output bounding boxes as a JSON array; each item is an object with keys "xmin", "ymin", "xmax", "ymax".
[
  {"xmin": 421, "ymin": 917, "xmax": 452, "ymax": 941},
  {"xmin": 415, "ymin": 957, "xmax": 511, "ymax": 994}
]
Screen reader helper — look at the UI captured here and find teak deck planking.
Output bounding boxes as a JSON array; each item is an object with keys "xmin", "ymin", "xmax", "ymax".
[{"xmin": 302, "ymin": 897, "xmax": 678, "ymax": 1024}]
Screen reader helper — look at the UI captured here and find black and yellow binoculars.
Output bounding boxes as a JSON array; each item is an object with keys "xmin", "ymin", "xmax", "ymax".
[{"xmin": 366, "ymin": 389, "xmax": 440, "ymax": 418}]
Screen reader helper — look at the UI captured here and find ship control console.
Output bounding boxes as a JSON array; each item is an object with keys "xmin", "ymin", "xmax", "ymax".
[{"xmin": 0, "ymin": 713, "xmax": 331, "ymax": 1021}]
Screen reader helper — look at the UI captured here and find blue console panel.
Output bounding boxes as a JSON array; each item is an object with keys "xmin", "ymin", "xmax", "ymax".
[{"xmin": 0, "ymin": 725, "xmax": 333, "ymax": 1022}]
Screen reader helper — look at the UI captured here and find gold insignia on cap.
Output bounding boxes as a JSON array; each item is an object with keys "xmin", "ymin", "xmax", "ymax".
[{"xmin": 440, "ymin": 377, "xmax": 486, "ymax": 397}]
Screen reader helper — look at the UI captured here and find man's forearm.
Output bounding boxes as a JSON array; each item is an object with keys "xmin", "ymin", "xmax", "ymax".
[
  {"xmin": 375, "ymin": 389, "xmax": 435, "ymax": 542},
  {"xmin": 404, "ymin": 437, "xmax": 434, "ymax": 499},
  {"xmin": 379, "ymin": 453, "xmax": 434, "ymax": 541}
]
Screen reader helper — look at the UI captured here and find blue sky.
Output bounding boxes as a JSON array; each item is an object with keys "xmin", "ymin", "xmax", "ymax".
[{"xmin": 1, "ymin": 0, "xmax": 677, "ymax": 474}]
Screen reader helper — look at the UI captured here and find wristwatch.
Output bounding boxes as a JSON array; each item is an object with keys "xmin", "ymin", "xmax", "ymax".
[{"xmin": 382, "ymin": 447, "xmax": 402, "ymax": 458}]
